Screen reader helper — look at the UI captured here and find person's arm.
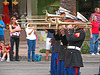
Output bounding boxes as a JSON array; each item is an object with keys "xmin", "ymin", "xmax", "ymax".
[
  {"xmin": 90, "ymin": 27, "xmax": 93, "ymax": 38},
  {"xmin": 89, "ymin": 14, "xmax": 94, "ymax": 22},
  {"xmin": 45, "ymin": 30, "xmax": 48, "ymax": 33},
  {"xmin": 28, "ymin": 26, "xmax": 37, "ymax": 35},
  {"xmin": 89, "ymin": 22, "xmax": 93, "ymax": 38},
  {"xmin": 0, "ymin": 25, "xmax": 3, "ymax": 28},
  {"xmin": 54, "ymin": 30, "xmax": 60, "ymax": 41},
  {"xmin": 9, "ymin": 24, "xmax": 21, "ymax": 33},
  {"xmin": 66, "ymin": 30, "xmax": 85, "ymax": 42},
  {"xmin": 13, "ymin": 24, "xmax": 21, "ymax": 32},
  {"xmin": 99, "ymin": 27, "xmax": 100, "ymax": 37},
  {"xmin": 2, "ymin": 46, "xmax": 5, "ymax": 53},
  {"xmin": 28, "ymin": 29, "xmax": 35, "ymax": 35},
  {"xmin": 65, "ymin": 25, "xmax": 85, "ymax": 42},
  {"xmin": 34, "ymin": 30, "xmax": 36, "ymax": 35},
  {"xmin": 9, "ymin": 25, "xmax": 16, "ymax": 33},
  {"xmin": 0, "ymin": 21, "xmax": 5, "ymax": 28},
  {"xmin": 9, "ymin": 25, "xmax": 13, "ymax": 32},
  {"xmin": 7, "ymin": 47, "xmax": 11, "ymax": 52}
]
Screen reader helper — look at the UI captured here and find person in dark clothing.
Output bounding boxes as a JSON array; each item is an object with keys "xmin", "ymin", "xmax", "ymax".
[
  {"xmin": 9, "ymin": 16, "xmax": 21, "ymax": 61},
  {"xmin": 64, "ymin": 25, "xmax": 85, "ymax": 75},
  {"xmin": 55, "ymin": 28, "xmax": 68, "ymax": 75},
  {"xmin": 47, "ymin": 29, "xmax": 60, "ymax": 75}
]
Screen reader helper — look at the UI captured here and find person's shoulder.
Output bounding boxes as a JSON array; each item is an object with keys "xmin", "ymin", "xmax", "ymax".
[
  {"xmin": 91, "ymin": 21, "xmax": 98, "ymax": 24},
  {"xmin": 90, "ymin": 13, "xmax": 96, "ymax": 16}
]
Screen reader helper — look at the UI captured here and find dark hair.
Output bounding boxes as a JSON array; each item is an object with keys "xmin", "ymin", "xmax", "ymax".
[
  {"xmin": 60, "ymin": 12, "xmax": 65, "ymax": 15},
  {"xmin": 74, "ymin": 17, "xmax": 82, "ymax": 21}
]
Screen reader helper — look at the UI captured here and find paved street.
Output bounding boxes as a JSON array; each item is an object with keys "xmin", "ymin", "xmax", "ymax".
[
  {"xmin": 0, "ymin": 41, "xmax": 99, "ymax": 75},
  {"xmin": 0, "ymin": 61, "xmax": 100, "ymax": 75},
  {"xmin": 0, "ymin": 61, "xmax": 50, "ymax": 75}
]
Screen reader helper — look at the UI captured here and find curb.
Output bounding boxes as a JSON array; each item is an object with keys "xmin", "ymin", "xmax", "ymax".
[{"xmin": 18, "ymin": 55, "xmax": 100, "ymax": 62}]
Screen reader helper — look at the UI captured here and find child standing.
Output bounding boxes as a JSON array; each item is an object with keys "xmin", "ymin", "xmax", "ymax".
[{"xmin": 1, "ymin": 43, "xmax": 11, "ymax": 62}]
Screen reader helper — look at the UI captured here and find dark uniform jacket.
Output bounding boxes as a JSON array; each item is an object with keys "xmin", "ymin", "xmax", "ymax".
[
  {"xmin": 55, "ymin": 33, "xmax": 68, "ymax": 61},
  {"xmin": 64, "ymin": 29, "xmax": 85, "ymax": 67},
  {"xmin": 47, "ymin": 29, "xmax": 60, "ymax": 53}
]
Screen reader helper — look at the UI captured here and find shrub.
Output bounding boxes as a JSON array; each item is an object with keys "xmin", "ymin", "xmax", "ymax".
[
  {"xmin": 39, "ymin": 47, "xmax": 52, "ymax": 53},
  {"xmin": 81, "ymin": 41, "xmax": 90, "ymax": 54},
  {"xmin": 39, "ymin": 41, "xmax": 90, "ymax": 54}
]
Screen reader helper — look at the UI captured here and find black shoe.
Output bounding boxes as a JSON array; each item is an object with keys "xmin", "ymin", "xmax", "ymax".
[
  {"xmin": 15, "ymin": 59, "xmax": 20, "ymax": 61},
  {"xmin": 28, "ymin": 60, "xmax": 31, "ymax": 62},
  {"xmin": 32, "ymin": 60, "xmax": 36, "ymax": 62},
  {"xmin": 32, "ymin": 60, "xmax": 34, "ymax": 62},
  {"xmin": 10, "ymin": 59, "xmax": 14, "ymax": 61}
]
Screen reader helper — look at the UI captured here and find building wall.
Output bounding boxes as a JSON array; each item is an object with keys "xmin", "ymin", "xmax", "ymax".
[
  {"xmin": 31, "ymin": 0, "xmax": 37, "ymax": 15},
  {"xmin": 17, "ymin": 0, "xmax": 27, "ymax": 17},
  {"xmin": 60, "ymin": 0, "xmax": 76, "ymax": 16}
]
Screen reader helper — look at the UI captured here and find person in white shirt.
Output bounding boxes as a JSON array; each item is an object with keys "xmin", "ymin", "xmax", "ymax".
[{"xmin": 25, "ymin": 24, "xmax": 36, "ymax": 62}]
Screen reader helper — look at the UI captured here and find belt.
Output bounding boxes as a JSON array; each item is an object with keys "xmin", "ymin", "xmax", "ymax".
[
  {"xmin": 67, "ymin": 46, "xmax": 81, "ymax": 51},
  {"xmin": 61, "ymin": 42, "xmax": 63, "ymax": 45}
]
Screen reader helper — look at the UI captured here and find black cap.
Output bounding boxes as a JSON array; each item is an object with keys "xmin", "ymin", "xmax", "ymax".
[
  {"xmin": 59, "ymin": 12, "xmax": 65, "ymax": 15},
  {"xmin": 73, "ymin": 17, "xmax": 82, "ymax": 21},
  {"xmin": 64, "ymin": 17, "xmax": 71, "ymax": 19}
]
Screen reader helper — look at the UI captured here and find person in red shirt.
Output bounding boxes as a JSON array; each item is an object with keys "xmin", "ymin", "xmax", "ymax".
[
  {"xmin": 1, "ymin": 43, "xmax": 11, "ymax": 62},
  {"xmin": 0, "ymin": 41, "xmax": 3, "ymax": 59},
  {"xmin": 89, "ymin": 7, "xmax": 100, "ymax": 26},
  {"xmin": 90, "ymin": 15, "xmax": 100, "ymax": 55},
  {"xmin": 0, "ymin": 41, "xmax": 5, "ymax": 59}
]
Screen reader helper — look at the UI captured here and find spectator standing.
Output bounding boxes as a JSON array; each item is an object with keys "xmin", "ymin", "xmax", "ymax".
[
  {"xmin": 25, "ymin": 24, "xmax": 36, "ymax": 62},
  {"xmin": 90, "ymin": 15, "xmax": 100, "ymax": 55},
  {"xmin": 89, "ymin": 7, "xmax": 100, "ymax": 26},
  {"xmin": 45, "ymin": 30, "xmax": 53, "ymax": 61},
  {"xmin": 9, "ymin": 16, "xmax": 21, "ymax": 61},
  {"xmin": 0, "ymin": 17, "xmax": 5, "ymax": 41}
]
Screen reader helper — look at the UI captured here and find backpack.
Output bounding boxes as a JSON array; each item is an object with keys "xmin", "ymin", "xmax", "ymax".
[{"xmin": 34, "ymin": 54, "xmax": 42, "ymax": 61}]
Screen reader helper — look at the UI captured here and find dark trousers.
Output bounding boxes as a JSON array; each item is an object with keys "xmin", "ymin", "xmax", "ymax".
[
  {"xmin": 10, "ymin": 37, "xmax": 19, "ymax": 60},
  {"xmin": 0, "ymin": 35, "xmax": 5, "ymax": 41}
]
